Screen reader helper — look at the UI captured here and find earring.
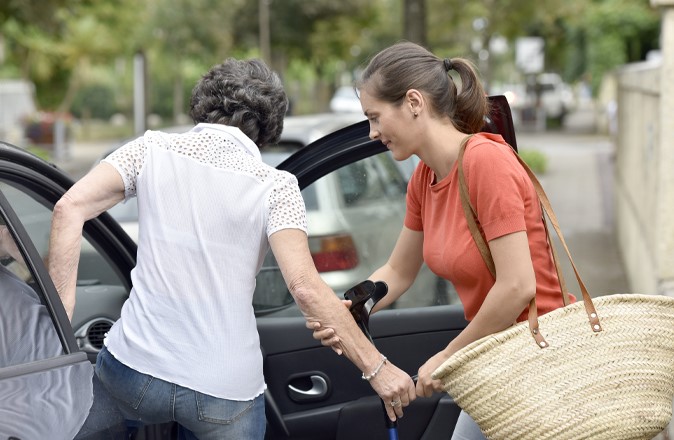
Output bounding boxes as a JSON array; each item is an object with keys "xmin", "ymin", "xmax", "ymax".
[{"xmin": 413, "ymin": 112, "xmax": 418, "ymax": 117}]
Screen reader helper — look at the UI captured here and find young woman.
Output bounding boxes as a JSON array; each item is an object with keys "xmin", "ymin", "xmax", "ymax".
[{"xmin": 313, "ymin": 41, "xmax": 573, "ymax": 439}]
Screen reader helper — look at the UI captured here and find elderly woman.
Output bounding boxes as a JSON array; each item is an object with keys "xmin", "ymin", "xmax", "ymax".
[{"xmin": 48, "ymin": 58, "xmax": 415, "ymax": 439}]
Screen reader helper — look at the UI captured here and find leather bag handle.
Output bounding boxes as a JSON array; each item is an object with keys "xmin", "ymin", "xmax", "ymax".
[{"xmin": 457, "ymin": 136, "xmax": 602, "ymax": 348}]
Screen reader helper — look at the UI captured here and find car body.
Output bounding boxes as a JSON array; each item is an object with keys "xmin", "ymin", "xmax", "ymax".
[
  {"xmin": 329, "ymin": 85, "xmax": 362, "ymax": 113},
  {"xmin": 0, "ymin": 96, "xmax": 515, "ymax": 439},
  {"xmin": 491, "ymin": 74, "xmax": 575, "ymax": 127},
  {"xmin": 534, "ymin": 73, "xmax": 575, "ymax": 123}
]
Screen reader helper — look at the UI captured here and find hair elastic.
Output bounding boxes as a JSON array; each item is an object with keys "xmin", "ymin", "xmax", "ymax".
[{"xmin": 443, "ymin": 58, "xmax": 454, "ymax": 72}]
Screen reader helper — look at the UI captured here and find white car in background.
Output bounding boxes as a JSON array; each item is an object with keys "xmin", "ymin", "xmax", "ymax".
[
  {"xmin": 329, "ymin": 86, "xmax": 362, "ymax": 113},
  {"xmin": 536, "ymin": 73, "xmax": 575, "ymax": 123}
]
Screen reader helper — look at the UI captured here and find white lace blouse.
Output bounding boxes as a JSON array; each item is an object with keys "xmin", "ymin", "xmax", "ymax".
[{"xmin": 102, "ymin": 123, "xmax": 306, "ymax": 400}]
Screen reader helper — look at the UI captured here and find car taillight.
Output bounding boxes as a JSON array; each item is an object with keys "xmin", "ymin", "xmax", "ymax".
[{"xmin": 309, "ymin": 234, "xmax": 359, "ymax": 272}]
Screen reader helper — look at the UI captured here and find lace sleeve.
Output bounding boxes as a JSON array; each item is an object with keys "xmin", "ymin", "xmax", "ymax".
[
  {"xmin": 266, "ymin": 172, "xmax": 307, "ymax": 236},
  {"xmin": 101, "ymin": 136, "xmax": 147, "ymax": 198}
]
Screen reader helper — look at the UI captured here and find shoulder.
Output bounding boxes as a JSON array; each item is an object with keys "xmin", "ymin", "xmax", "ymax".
[
  {"xmin": 465, "ymin": 133, "xmax": 516, "ymax": 161},
  {"xmin": 463, "ymin": 133, "xmax": 521, "ymax": 174}
]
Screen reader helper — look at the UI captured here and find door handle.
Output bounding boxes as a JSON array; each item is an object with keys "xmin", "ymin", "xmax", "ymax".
[{"xmin": 287, "ymin": 374, "xmax": 329, "ymax": 402}]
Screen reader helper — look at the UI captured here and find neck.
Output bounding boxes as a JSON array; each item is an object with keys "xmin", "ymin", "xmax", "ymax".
[{"xmin": 417, "ymin": 125, "xmax": 470, "ymax": 182}]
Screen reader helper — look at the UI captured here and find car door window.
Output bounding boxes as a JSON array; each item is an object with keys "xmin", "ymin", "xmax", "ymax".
[
  {"xmin": 0, "ymin": 183, "xmax": 126, "ymax": 288},
  {"xmin": 0, "ymin": 213, "xmax": 64, "ymax": 368},
  {"xmin": 336, "ymin": 153, "xmax": 406, "ymax": 207},
  {"xmin": 0, "ymin": 180, "xmax": 130, "ymax": 361},
  {"xmin": 254, "ymin": 151, "xmax": 458, "ymax": 318}
]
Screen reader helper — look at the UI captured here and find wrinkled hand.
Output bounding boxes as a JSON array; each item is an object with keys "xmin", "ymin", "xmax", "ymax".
[
  {"xmin": 0, "ymin": 226, "xmax": 23, "ymax": 263},
  {"xmin": 305, "ymin": 299, "xmax": 351, "ymax": 355},
  {"xmin": 415, "ymin": 350, "xmax": 449, "ymax": 398},
  {"xmin": 368, "ymin": 361, "xmax": 416, "ymax": 421}
]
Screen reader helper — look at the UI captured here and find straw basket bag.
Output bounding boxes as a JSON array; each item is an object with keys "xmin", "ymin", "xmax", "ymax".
[{"xmin": 432, "ymin": 138, "xmax": 674, "ymax": 440}]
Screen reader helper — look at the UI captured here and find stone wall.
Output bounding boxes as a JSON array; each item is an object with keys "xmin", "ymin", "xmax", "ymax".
[{"xmin": 614, "ymin": 1, "xmax": 674, "ymax": 299}]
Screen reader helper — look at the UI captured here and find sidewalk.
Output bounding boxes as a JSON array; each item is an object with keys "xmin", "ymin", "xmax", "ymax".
[{"xmin": 517, "ymin": 127, "xmax": 630, "ymax": 298}]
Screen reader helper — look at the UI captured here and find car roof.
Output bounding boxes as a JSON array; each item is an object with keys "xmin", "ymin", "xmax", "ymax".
[{"xmin": 277, "ymin": 113, "xmax": 366, "ymax": 148}]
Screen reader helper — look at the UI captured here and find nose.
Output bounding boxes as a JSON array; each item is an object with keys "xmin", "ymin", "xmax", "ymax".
[{"xmin": 368, "ymin": 126, "xmax": 379, "ymax": 140}]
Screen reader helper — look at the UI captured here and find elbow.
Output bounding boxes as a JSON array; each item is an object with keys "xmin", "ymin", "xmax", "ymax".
[
  {"xmin": 53, "ymin": 193, "xmax": 85, "ymax": 225},
  {"xmin": 500, "ymin": 275, "xmax": 536, "ymax": 307},
  {"xmin": 287, "ymin": 270, "xmax": 322, "ymax": 308},
  {"xmin": 516, "ymin": 278, "xmax": 537, "ymax": 306}
]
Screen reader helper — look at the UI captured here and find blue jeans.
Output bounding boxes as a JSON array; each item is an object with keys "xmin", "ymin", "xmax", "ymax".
[
  {"xmin": 451, "ymin": 411, "xmax": 487, "ymax": 440},
  {"xmin": 96, "ymin": 346, "xmax": 265, "ymax": 440}
]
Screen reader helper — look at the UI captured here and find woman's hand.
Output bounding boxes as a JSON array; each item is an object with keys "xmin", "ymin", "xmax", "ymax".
[
  {"xmin": 306, "ymin": 299, "xmax": 352, "ymax": 355},
  {"xmin": 415, "ymin": 349, "xmax": 451, "ymax": 398},
  {"xmin": 368, "ymin": 360, "xmax": 417, "ymax": 421}
]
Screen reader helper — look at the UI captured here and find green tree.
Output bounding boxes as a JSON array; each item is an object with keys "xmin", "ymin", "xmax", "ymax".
[
  {"xmin": 231, "ymin": 0, "xmax": 382, "ymax": 112},
  {"xmin": 1, "ymin": 0, "xmax": 140, "ymax": 111},
  {"xmin": 138, "ymin": 0, "xmax": 247, "ymax": 120},
  {"xmin": 569, "ymin": 0, "xmax": 660, "ymax": 93}
]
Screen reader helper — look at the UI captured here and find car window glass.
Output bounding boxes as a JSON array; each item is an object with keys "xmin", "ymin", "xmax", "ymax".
[
  {"xmin": 0, "ymin": 182, "xmax": 126, "ymax": 288},
  {"xmin": 336, "ymin": 153, "xmax": 406, "ymax": 207},
  {"xmin": 0, "ymin": 209, "xmax": 64, "ymax": 368},
  {"xmin": 0, "ymin": 181, "xmax": 129, "ymax": 362},
  {"xmin": 254, "ymin": 151, "xmax": 458, "ymax": 318}
]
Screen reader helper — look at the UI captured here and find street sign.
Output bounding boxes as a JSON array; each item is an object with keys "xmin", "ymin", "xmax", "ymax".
[{"xmin": 516, "ymin": 37, "xmax": 545, "ymax": 74}]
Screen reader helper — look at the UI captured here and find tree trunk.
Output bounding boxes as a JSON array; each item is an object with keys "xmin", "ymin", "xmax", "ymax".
[
  {"xmin": 173, "ymin": 73, "xmax": 184, "ymax": 123},
  {"xmin": 403, "ymin": 0, "xmax": 427, "ymax": 47}
]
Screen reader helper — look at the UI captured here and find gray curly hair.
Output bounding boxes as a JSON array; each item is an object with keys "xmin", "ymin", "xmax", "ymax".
[{"xmin": 189, "ymin": 58, "xmax": 289, "ymax": 146}]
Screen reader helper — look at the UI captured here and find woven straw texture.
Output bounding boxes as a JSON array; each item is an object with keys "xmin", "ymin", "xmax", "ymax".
[{"xmin": 432, "ymin": 293, "xmax": 674, "ymax": 440}]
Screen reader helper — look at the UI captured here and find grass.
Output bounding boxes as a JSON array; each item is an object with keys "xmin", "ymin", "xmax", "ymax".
[
  {"xmin": 24, "ymin": 146, "xmax": 52, "ymax": 161},
  {"xmin": 73, "ymin": 120, "xmax": 134, "ymax": 142},
  {"xmin": 518, "ymin": 149, "xmax": 548, "ymax": 174}
]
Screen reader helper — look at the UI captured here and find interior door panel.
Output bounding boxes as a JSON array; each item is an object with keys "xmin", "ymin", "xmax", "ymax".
[{"xmin": 259, "ymin": 305, "xmax": 468, "ymax": 440}]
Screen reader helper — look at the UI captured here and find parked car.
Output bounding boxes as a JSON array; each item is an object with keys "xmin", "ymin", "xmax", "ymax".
[
  {"xmin": 491, "ymin": 74, "xmax": 575, "ymax": 127},
  {"xmin": 0, "ymin": 79, "xmax": 36, "ymax": 145},
  {"xmin": 535, "ymin": 73, "xmax": 575, "ymax": 123},
  {"xmin": 329, "ymin": 85, "xmax": 363, "ymax": 113},
  {"xmin": 0, "ymin": 96, "xmax": 515, "ymax": 439}
]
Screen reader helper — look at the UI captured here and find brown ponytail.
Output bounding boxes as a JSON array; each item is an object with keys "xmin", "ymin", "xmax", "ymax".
[{"xmin": 357, "ymin": 41, "xmax": 489, "ymax": 134}]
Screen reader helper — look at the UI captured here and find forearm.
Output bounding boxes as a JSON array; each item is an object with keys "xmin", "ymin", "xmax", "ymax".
[
  {"xmin": 443, "ymin": 281, "xmax": 533, "ymax": 358},
  {"xmin": 48, "ymin": 196, "xmax": 87, "ymax": 321},
  {"xmin": 368, "ymin": 262, "xmax": 415, "ymax": 311},
  {"xmin": 270, "ymin": 230, "xmax": 383, "ymax": 373},
  {"xmin": 291, "ymin": 265, "xmax": 385, "ymax": 372},
  {"xmin": 370, "ymin": 226, "xmax": 424, "ymax": 312},
  {"xmin": 416, "ymin": 279, "xmax": 534, "ymax": 397},
  {"xmin": 48, "ymin": 164, "xmax": 127, "ymax": 320}
]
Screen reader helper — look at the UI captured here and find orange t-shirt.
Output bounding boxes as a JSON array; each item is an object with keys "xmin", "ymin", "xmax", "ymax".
[{"xmin": 405, "ymin": 133, "xmax": 574, "ymax": 321}]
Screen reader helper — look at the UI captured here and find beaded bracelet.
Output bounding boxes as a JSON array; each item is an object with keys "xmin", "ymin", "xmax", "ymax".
[{"xmin": 362, "ymin": 355, "xmax": 388, "ymax": 381}]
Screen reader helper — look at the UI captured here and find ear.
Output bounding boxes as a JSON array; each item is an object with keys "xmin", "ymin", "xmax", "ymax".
[{"xmin": 405, "ymin": 89, "xmax": 425, "ymax": 115}]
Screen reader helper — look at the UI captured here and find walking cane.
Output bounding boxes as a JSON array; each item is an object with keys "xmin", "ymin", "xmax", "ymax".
[{"xmin": 344, "ymin": 280, "xmax": 400, "ymax": 440}]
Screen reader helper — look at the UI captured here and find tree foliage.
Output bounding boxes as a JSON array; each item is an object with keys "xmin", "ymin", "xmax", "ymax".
[
  {"xmin": 1, "ymin": 0, "xmax": 140, "ymax": 110},
  {"xmin": 0, "ymin": 0, "xmax": 663, "ymax": 118}
]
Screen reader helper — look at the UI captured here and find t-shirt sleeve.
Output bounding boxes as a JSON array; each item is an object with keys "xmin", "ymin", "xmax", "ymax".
[
  {"xmin": 404, "ymin": 165, "xmax": 424, "ymax": 231},
  {"xmin": 101, "ymin": 136, "xmax": 147, "ymax": 200},
  {"xmin": 464, "ymin": 142, "xmax": 529, "ymax": 241},
  {"xmin": 266, "ymin": 172, "xmax": 308, "ymax": 237}
]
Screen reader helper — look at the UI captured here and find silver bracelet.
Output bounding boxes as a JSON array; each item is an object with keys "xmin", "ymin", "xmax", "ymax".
[{"xmin": 362, "ymin": 355, "xmax": 387, "ymax": 381}]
